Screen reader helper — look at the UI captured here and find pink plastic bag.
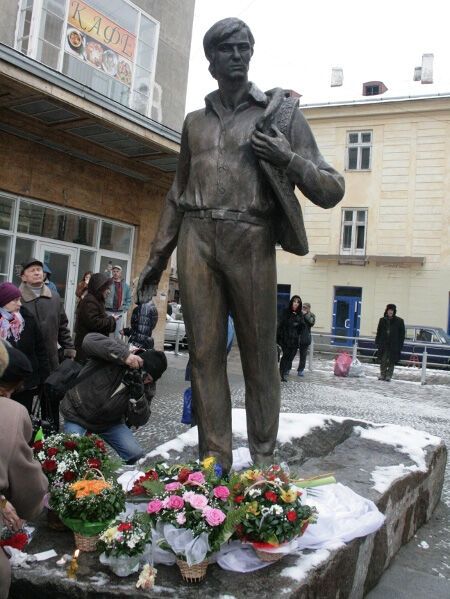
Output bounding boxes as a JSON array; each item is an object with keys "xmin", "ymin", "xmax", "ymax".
[{"xmin": 334, "ymin": 352, "xmax": 352, "ymax": 377}]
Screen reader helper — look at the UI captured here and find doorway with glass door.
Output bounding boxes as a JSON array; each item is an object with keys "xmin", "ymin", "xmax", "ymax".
[
  {"xmin": 37, "ymin": 242, "xmax": 78, "ymax": 331},
  {"xmin": 331, "ymin": 287, "xmax": 362, "ymax": 346}
]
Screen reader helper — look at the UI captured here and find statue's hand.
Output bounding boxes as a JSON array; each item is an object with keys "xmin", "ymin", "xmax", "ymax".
[
  {"xmin": 136, "ymin": 265, "xmax": 161, "ymax": 304},
  {"xmin": 251, "ymin": 125, "xmax": 293, "ymax": 168}
]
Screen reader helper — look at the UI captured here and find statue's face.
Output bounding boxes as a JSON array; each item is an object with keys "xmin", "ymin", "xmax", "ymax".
[{"xmin": 213, "ymin": 29, "xmax": 252, "ymax": 82}]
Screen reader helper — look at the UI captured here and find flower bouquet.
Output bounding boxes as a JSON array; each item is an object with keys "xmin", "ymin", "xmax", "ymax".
[
  {"xmin": 0, "ymin": 527, "xmax": 29, "ymax": 552},
  {"xmin": 50, "ymin": 474, "xmax": 126, "ymax": 551},
  {"xmin": 32, "ymin": 433, "xmax": 120, "ymax": 487},
  {"xmin": 143, "ymin": 458, "xmax": 244, "ymax": 582},
  {"xmin": 230, "ymin": 465, "xmax": 318, "ymax": 562},
  {"xmin": 97, "ymin": 513, "xmax": 152, "ymax": 577}
]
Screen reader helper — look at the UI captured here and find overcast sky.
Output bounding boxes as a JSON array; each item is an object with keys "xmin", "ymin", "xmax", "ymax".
[{"xmin": 185, "ymin": 0, "xmax": 450, "ymax": 113}]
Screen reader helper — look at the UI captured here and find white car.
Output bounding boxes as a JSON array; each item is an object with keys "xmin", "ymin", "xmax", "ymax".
[{"xmin": 165, "ymin": 314, "xmax": 188, "ymax": 348}]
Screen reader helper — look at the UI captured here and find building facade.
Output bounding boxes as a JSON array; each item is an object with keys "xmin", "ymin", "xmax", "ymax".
[
  {"xmin": 0, "ymin": 0, "xmax": 195, "ymax": 337},
  {"xmin": 276, "ymin": 95, "xmax": 450, "ymax": 340}
]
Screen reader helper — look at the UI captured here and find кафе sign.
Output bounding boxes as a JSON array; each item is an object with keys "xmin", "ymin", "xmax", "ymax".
[{"xmin": 66, "ymin": 0, "xmax": 136, "ymax": 87}]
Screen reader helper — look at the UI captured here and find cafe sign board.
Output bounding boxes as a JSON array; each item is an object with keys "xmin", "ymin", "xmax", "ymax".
[{"xmin": 65, "ymin": 0, "xmax": 136, "ymax": 87}]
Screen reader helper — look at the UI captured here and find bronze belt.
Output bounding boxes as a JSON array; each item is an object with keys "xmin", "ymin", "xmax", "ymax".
[{"xmin": 184, "ymin": 209, "xmax": 267, "ymax": 227}]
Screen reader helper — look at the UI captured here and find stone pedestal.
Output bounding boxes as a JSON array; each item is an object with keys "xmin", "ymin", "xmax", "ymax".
[{"xmin": 10, "ymin": 414, "xmax": 446, "ymax": 598}]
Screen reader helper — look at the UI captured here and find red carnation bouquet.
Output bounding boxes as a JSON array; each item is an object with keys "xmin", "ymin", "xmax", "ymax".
[
  {"xmin": 0, "ymin": 528, "xmax": 29, "ymax": 552},
  {"xmin": 230, "ymin": 465, "xmax": 318, "ymax": 558},
  {"xmin": 32, "ymin": 433, "xmax": 119, "ymax": 487}
]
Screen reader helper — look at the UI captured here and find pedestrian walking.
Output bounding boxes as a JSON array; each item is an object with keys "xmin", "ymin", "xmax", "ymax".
[
  {"xmin": 297, "ymin": 302, "xmax": 316, "ymax": 377},
  {"xmin": 105, "ymin": 265, "xmax": 132, "ymax": 338},
  {"xmin": 277, "ymin": 295, "xmax": 304, "ymax": 382},
  {"xmin": 375, "ymin": 304, "xmax": 405, "ymax": 381},
  {"xmin": 0, "ymin": 282, "xmax": 50, "ymax": 413},
  {"xmin": 74, "ymin": 272, "xmax": 118, "ymax": 363}
]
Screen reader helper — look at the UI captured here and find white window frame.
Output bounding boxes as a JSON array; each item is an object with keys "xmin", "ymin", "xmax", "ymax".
[
  {"xmin": 346, "ymin": 130, "xmax": 372, "ymax": 171},
  {"xmin": 14, "ymin": 0, "xmax": 159, "ymax": 118},
  {"xmin": 340, "ymin": 208, "xmax": 368, "ymax": 255}
]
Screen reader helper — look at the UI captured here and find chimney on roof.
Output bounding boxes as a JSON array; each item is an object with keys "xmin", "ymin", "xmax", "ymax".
[
  {"xmin": 331, "ymin": 67, "xmax": 343, "ymax": 87},
  {"xmin": 421, "ymin": 53, "xmax": 434, "ymax": 84}
]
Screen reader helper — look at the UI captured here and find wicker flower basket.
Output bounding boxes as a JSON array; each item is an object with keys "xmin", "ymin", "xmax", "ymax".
[
  {"xmin": 254, "ymin": 548, "xmax": 285, "ymax": 563},
  {"xmin": 176, "ymin": 559, "xmax": 208, "ymax": 583},
  {"xmin": 74, "ymin": 531, "xmax": 100, "ymax": 552}
]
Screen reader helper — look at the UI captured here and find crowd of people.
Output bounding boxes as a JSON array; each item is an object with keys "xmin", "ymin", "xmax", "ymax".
[{"xmin": 0, "ymin": 256, "xmax": 168, "ymax": 598}]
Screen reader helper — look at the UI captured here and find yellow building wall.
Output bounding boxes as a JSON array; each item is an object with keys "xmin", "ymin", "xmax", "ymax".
[{"xmin": 276, "ymin": 98, "xmax": 450, "ymax": 335}]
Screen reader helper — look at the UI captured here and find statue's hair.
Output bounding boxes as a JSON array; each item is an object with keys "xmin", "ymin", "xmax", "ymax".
[{"xmin": 203, "ymin": 18, "xmax": 254, "ymax": 72}]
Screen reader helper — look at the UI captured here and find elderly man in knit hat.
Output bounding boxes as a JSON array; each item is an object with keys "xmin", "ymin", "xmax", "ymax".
[{"xmin": 375, "ymin": 304, "xmax": 405, "ymax": 381}]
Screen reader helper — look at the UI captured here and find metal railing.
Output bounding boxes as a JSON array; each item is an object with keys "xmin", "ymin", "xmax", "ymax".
[{"xmin": 307, "ymin": 333, "xmax": 450, "ymax": 385}]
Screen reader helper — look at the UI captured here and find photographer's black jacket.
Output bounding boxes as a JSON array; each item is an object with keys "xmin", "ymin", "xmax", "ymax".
[{"xmin": 60, "ymin": 333, "xmax": 153, "ymax": 432}]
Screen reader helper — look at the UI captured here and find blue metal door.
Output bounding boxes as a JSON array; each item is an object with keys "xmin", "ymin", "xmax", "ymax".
[{"xmin": 332, "ymin": 295, "xmax": 361, "ymax": 346}]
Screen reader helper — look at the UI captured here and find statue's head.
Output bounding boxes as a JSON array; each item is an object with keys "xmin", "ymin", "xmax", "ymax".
[{"xmin": 203, "ymin": 18, "xmax": 255, "ymax": 80}]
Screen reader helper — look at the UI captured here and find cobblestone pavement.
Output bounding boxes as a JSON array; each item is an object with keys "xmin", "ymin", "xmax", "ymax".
[{"xmin": 134, "ymin": 345, "xmax": 450, "ymax": 598}]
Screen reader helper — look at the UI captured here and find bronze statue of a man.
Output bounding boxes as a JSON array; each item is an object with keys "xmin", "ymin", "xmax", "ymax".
[{"xmin": 138, "ymin": 18, "xmax": 345, "ymax": 471}]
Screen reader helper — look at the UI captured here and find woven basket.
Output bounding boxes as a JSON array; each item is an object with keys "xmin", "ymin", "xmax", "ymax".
[
  {"xmin": 254, "ymin": 548, "xmax": 285, "ymax": 563},
  {"xmin": 176, "ymin": 559, "xmax": 208, "ymax": 582},
  {"xmin": 74, "ymin": 532, "xmax": 100, "ymax": 552}
]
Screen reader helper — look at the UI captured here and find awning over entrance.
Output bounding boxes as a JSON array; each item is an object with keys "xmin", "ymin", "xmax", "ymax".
[{"xmin": 0, "ymin": 43, "xmax": 180, "ymax": 185}]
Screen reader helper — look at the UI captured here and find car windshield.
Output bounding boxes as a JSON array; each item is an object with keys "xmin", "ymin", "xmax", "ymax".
[{"xmin": 442, "ymin": 331, "xmax": 450, "ymax": 344}]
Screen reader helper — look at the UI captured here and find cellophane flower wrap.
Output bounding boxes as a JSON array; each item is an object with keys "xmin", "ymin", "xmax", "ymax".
[
  {"xmin": 32, "ymin": 433, "xmax": 120, "ymax": 487},
  {"xmin": 97, "ymin": 513, "xmax": 151, "ymax": 557},
  {"xmin": 50, "ymin": 476, "xmax": 126, "ymax": 536},
  {"xmin": 230, "ymin": 465, "xmax": 318, "ymax": 549},
  {"xmin": 143, "ymin": 458, "xmax": 245, "ymax": 565}
]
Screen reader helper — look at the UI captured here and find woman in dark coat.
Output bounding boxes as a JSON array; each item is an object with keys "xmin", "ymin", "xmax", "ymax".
[
  {"xmin": 375, "ymin": 303, "xmax": 405, "ymax": 381},
  {"xmin": 74, "ymin": 273, "xmax": 117, "ymax": 363},
  {"xmin": 0, "ymin": 283, "xmax": 50, "ymax": 413},
  {"xmin": 277, "ymin": 295, "xmax": 305, "ymax": 382}
]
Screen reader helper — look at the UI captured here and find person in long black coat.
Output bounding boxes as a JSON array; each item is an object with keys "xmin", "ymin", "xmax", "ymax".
[
  {"xmin": 277, "ymin": 295, "xmax": 304, "ymax": 382},
  {"xmin": 375, "ymin": 303, "xmax": 405, "ymax": 381},
  {"xmin": 0, "ymin": 282, "xmax": 50, "ymax": 413},
  {"xmin": 74, "ymin": 273, "xmax": 117, "ymax": 364}
]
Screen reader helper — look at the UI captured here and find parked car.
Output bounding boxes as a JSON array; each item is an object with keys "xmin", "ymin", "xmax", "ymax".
[
  {"xmin": 165, "ymin": 314, "xmax": 188, "ymax": 348},
  {"xmin": 358, "ymin": 325, "xmax": 450, "ymax": 368}
]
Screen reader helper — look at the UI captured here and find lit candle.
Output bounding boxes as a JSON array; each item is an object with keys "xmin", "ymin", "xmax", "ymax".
[{"xmin": 67, "ymin": 549, "xmax": 80, "ymax": 578}]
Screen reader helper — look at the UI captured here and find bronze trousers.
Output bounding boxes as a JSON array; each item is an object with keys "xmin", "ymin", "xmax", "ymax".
[{"xmin": 177, "ymin": 216, "xmax": 280, "ymax": 472}]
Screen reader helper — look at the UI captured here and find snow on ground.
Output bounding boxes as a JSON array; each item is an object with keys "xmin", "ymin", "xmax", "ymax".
[{"xmin": 355, "ymin": 423, "xmax": 441, "ymax": 470}]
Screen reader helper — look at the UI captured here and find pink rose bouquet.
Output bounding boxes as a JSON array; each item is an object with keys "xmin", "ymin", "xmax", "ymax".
[{"xmin": 143, "ymin": 458, "xmax": 244, "ymax": 562}]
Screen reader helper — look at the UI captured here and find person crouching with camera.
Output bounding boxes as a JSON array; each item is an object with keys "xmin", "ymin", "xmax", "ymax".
[{"xmin": 60, "ymin": 332, "xmax": 167, "ymax": 464}]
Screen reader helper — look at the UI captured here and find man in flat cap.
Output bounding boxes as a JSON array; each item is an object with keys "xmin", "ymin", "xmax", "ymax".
[
  {"xmin": 138, "ymin": 18, "xmax": 345, "ymax": 471},
  {"xmin": 19, "ymin": 258, "xmax": 75, "ymax": 428}
]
